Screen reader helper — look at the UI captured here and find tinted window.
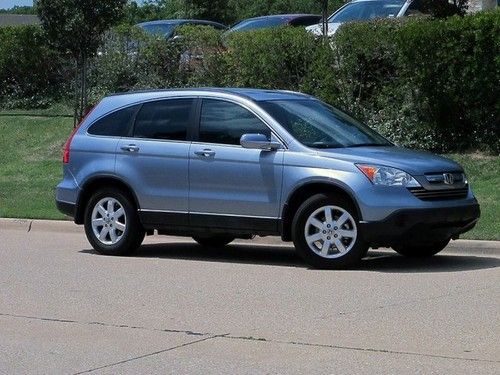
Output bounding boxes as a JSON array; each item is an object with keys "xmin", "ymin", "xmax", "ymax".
[
  {"xmin": 134, "ymin": 99, "xmax": 193, "ymax": 141},
  {"xmin": 289, "ymin": 16, "xmax": 322, "ymax": 27},
  {"xmin": 199, "ymin": 99, "xmax": 271, "ymax": 145},
  {"xmin": 139, "ymin": 23, "xmax": 177, "ymax": 38},
  {"xmin": 229, "ymin": 17, "xmax": 288, "ymax": 32},
  {"xmin": 88, "ymin": 105, "xmax": 139, "ymax": 137}
]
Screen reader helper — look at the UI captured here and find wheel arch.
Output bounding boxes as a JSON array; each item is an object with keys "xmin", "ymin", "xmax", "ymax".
[
  {"xmin": 281, "ymin": 180, "xmax": 362, "ymax": 241},
  {"xmin": 75, "ymin": 175, "xmax": 140, "ymax": 224}
]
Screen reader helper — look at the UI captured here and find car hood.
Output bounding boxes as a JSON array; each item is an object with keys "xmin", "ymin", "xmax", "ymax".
[
  {"xmin": 305, "ymin": 22, "xmax": 342, "ymax": 36},
  {"xmin": 316, "ymin": 146, "xmax": 463, "ymax": 175}
]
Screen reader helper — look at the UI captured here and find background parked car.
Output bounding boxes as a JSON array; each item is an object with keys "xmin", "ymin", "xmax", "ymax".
[
  {"xmin": 306, "ymin": 0, "xmax": 430, "ymax": 36},
  {"xmin": 137, "ymin": 19, "xmax": 227, "ymax": 40},
  {"xmin": 226, "ymin": 14, "xmax": 322, "ymax": 35}
]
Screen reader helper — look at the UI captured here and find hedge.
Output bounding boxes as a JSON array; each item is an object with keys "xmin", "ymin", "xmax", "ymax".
[{"xmin": 0, "ymin": 9, "xmax": 498, "ymax": 153}]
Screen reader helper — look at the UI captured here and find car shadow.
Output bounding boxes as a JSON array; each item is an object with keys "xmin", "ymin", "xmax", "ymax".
[{"xmin": 80, "ymin": 242, "xmax": 500, "ymax": 273}]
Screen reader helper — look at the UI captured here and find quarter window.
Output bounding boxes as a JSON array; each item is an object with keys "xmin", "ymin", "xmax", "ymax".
[
  {"xmin": 87, "ymin": 105, "xmax": 139, "ymax": 137},
  {"xmin": 133, "ymin": 99, "xmax": 194, "ymax": 141},
  {"xmin": 199, "ymin": 99, "xmax": 271, "ymax": 145}
]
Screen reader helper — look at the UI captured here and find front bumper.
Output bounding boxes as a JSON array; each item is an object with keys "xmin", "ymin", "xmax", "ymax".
[{"xmin": 360, "ymin": 203, "xmax": 480, "ymax": 247}]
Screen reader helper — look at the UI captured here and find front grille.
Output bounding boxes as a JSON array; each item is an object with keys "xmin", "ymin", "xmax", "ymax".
[{"xmin": 409, "ymin": 186, "xmax": 469, "ymax": 201}]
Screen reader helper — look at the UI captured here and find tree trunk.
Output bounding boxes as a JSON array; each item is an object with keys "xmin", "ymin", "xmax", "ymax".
[
  {"xmin": 73, "ymin": 57, "xmax": 80, "ymax": 128},
  {"xmin": 322, "ymin": 0, "xmax": 329, "ymax": 38},
  {"xmin": 79, "ymin": 54, "xmax": 86, "ymax": 121}
]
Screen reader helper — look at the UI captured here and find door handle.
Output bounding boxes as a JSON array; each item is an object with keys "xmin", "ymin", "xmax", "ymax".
[
  {"xmin": 121, "ymin": 145, "xmax": 140, "ymax": 153},
  {"xmin": 194, "ymin": 149, "xmax": 216, "ymax": 157}
]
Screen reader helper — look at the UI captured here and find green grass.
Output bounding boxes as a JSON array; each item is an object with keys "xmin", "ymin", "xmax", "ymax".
[
  {"xmin": 0, "ymin": 114, "xmax": 71, "ymax": 220},
  {"xmin": 0, "ymin": 102, "xmax": 73, "ymax": 117},
  {"xmin": 0, "ymin": 113, "xmax": 498, "ymax": 240},
  {"xmin": 447, "ymin": 154, "xmax": 499, "ymax": 240}
]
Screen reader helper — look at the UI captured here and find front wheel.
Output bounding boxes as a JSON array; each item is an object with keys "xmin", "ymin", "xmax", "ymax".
[
  {"xmin": 393, "ymin": 239, "xmax": 450, "ymax": 258},
  {"xmin": 292, "ymin": 194, "xmax": 368, "ymax": 269},
  {"xmin": 84, "ymin": 188, "xmax": 145, "ymax": 256},
  {"xmin": 193, "ymin": 235, "xmax": 234, "ymax": 248}
]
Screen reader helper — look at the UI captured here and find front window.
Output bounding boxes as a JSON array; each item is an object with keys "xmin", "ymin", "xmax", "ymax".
[
  {"xmin": 199, "ymin": 99, "xmax": 271, "ymax": 145},
  {"xmin": 260, "ymin": 99, "xmax": 391, "ymax": 149},
  {"xmin": 330, "ymin": 0, "xmax": 406, "ymax": 23}
]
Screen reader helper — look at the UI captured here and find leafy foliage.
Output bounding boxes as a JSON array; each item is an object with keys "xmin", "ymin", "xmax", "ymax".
[
  {"xmin": 37, "ymin": 0, "xmax": 128, "ymax": 59},
  {"xmin": 0, "ymin": 26, "xmax": 70, "ymax": 108}
]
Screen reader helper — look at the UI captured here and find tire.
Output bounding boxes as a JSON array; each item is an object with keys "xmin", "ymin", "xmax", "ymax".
[
  {"xmin": 291, "ymin": 193, "xmax": 368, "ymax": 269},
  {"xmin": 84, "ymin": 188, "xmax": 145, "ymax": 256},
  {"xmin": 193, "ymin": 235, "xmax": 234, "ymax": 247},
  {"xmin": 393, "ymin": 239, "xmax": 450, "ymax": 258}
]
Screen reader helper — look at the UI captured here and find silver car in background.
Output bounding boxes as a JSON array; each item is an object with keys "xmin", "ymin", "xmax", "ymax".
[
  {"xmin": 56, "ymin": 88, "xmax": 480, "ymax": 268},
  {"xmin": 307, "ymin": 0, "xmax": 424, "ymax": 36}
]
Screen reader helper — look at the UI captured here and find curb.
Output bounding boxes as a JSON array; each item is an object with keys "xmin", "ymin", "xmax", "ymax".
[{"xmin": 1, "ymin": 218, "xmax": 499, "ymax": 254}]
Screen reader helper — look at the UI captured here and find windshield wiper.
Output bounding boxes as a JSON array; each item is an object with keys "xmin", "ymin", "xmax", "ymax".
[
  {"xmin": 307, "ymin": 142, "xmax": 342, "ymax": 149},
  {"xmin": 348, "ymin": 143, "xmax": 392, "ymax": 148}
]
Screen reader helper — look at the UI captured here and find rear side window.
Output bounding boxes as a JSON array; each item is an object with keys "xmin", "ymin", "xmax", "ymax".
[
  {"xmin": 199, "ymin": 99, "xmax": 271, "ymax": 145},
  {"xmin": 133, "ymin": 99, "xmax": 194, "ymax": 141},
  {"xmin": 87, "ymin": 105, "xmax": 139, "ymax": 137}
]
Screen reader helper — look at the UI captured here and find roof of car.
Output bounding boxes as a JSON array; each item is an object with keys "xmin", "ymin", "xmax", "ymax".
[
  {"xmin": 110, "ymin": 88, "xmax": 312, "ymax": 102},
  {"xmin": 137, "ymin": 19, "xmax": 226, "ymax": 28},
  {"xmin": 239, "ymin": 14, "xmax": 321, "ymax": 22},
  {"xmin": 349, "ymin": 0, "xmax": 408, "ymax": 3}
]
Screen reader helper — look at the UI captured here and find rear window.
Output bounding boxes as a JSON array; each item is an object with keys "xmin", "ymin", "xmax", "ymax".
[
  {"xmin": 87, "ymin": 105, "xmax": 139, "ymax": 137},
  {"xmin": 133, "ymin": 99, "xmax": 194, "ymax": 141}
]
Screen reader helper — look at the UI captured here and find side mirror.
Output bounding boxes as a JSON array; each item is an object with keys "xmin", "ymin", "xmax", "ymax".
[{"xmin": 240, "ymin": 133, "xmax": 283, "ymax": 151}]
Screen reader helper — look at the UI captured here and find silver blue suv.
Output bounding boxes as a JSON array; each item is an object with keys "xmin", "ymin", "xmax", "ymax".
[{"xmin": 56, "ymin": 88, "xmax": 480, "ymax": 268}]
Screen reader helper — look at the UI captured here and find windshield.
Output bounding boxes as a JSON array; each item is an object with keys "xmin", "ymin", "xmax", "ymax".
[
  {"xmin": 329, "ymin": 0, "xmax": 406, "ymax": 23},
  {"xmin": 260, "ymin": 99, "xmax": 392, "ymax": 149},
  {"xmin": 139, "ymin": 23, "xmax": 177, "ymax": 38}
]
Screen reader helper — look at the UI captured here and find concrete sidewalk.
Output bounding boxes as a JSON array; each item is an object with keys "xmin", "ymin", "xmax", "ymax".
[{"xmin": 1, "ymin": 219, "xmax": 499, "ymax": 374}]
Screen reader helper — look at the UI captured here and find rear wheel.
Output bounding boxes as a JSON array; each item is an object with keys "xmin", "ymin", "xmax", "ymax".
[
  {"xmin": 84, "ymin": 188, "xmax": 145, "ymax": 256},
  {"xmin": 292, "ymin": 194, "xmax": 368, "ymax": 269},
  {"xmin": 193, "ymin": 235, "xmax": 234, "ymax": 248},
  {"xmin": 393, "ymin": 239, "xmax": 450, "ymax": 258}
]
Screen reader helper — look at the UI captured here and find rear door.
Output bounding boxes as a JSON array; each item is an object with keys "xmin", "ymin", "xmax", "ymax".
[{"xmin": 115, "ymin": 98, "xmax": 196, "ymax": 226}]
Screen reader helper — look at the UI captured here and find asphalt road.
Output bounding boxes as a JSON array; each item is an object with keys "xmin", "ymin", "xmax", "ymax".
[{"xmin": 0, "ymin": 219, "xmax": 499, "ymax": 374}]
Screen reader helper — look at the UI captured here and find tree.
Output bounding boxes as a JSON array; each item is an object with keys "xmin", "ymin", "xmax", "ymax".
[
  {"xmin": 37, "ymin": 0, "xmax": 127, "ymax": 125},
  {"xmin": 183, "ymin": 0, "xmax": 229, "ymax": 23}
]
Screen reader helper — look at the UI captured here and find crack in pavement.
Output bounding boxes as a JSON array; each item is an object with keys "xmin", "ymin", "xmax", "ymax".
[
  {"xmin": 1, "ymin": 312, "xmax": 498, "ymax": 368},
  {"xmin": 225, "ymin": 335, "xmax": 500, "ymax": 364},
  {"xmin": 0, "ymin": 312, "xmax": 210, "ymax": 336},
  {"xmin": 73, "ymin": 334, "xmax": 224, "ymax": 374}
]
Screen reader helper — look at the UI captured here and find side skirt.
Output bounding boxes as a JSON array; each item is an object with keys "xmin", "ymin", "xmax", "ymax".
[{"xmin": 138, "ymin": 210, "xmax": 281, "ymax": 237}]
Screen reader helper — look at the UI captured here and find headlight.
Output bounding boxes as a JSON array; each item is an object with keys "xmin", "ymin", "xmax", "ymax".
[{"xmin": 356, "ymin": 164, "xmax": 421, "ymax": 187}]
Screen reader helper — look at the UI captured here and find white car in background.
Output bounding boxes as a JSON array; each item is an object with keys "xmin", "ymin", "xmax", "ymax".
[{"xmin": 306, "ymin": 0, "xmax": 419, "ymax": 36}]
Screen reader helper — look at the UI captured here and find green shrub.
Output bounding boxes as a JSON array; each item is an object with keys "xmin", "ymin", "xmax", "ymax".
[
  {"xmin": 1, "ymin": 10, "xmax": 498, "ymax": 153},
  {"xmin": 222, "ymin": 27, "xmax": 318, "ymax": 90},
  {"xmin": 306, "ymin": 10, "xmax": 500, "ymax": 153}
]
